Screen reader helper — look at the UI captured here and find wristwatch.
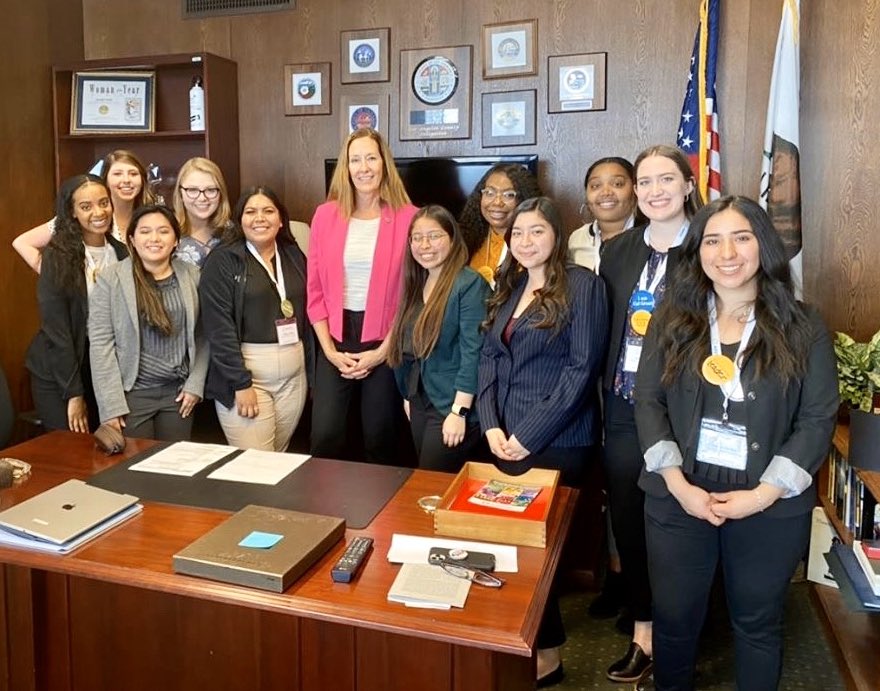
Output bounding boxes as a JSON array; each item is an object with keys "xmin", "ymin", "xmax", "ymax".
[{"xmin": 451, "ymin": 404, "xmax": 470, "ymax": 418}]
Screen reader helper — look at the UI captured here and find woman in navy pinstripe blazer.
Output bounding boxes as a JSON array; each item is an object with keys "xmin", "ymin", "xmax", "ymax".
[{"xmin": 477, "ymin": 196, "xmax": 609, "ymax": 686}]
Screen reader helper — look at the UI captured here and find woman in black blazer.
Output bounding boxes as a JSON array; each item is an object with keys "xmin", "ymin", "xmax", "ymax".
[
  {"xmin": 478, "ymin": 196, "xmax": 608, "ymax": 686},
  {"xmin": 387, "ymin": 205, "xmax": 490, "ymax": 471},
  {"xmin": 633, "ymin": 196, "xmax": 837, "ymax": 690},
  {"xmin": 599, "ymin": 145, "xmax": 702, "ymax": 683},
  {"xmin": 26, "ymin": 174, "xmax": 128, "ymax": 433}
]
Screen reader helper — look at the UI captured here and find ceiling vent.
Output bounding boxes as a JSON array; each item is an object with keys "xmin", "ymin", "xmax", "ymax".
[{"xmin": 183, "ymin": 0, "xmax": 294, "ymax": 19}]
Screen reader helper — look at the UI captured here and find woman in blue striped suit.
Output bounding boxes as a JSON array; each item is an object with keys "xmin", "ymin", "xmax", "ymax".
[{"xmin": 478, "ymin": 196, "xmax": 609, "ymax": 686}]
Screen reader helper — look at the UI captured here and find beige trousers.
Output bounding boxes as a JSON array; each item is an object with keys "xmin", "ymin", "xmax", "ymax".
[{"xmin": 215, "ymin": 342, "xmax": 306, "ymax": 452}]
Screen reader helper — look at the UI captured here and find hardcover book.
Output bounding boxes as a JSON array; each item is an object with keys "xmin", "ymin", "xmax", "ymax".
[{"xmin": 173, "ymin": 505, "xmax": 345, "ymax": 593}]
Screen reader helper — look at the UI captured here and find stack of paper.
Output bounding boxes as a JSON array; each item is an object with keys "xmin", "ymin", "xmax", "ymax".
[{"xmin": 387, "ymin": 563, "xmax": 470, "ymax": 609}]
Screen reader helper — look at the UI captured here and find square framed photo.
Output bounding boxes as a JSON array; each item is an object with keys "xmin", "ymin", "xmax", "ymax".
[
  {"xmin": 339, "ymin": 93, "xmax": 390, "ymax": 140},
  {"xmin": 71, "ymin": 71, "xmax": 155, "ymax": 134},
  {"xmin": 284, "ymin": 62, "xmax": 331, "ymax": 116},
  {"xmin": 400, "ymin": 45, "xmax": 472, "ymax": 140},
  {"xmin": 482, "ymin": 19, "xmax": 538, "ymax": 79},
  {"xmin": 481, "ymin": 90, "xmax": 536, "ymax": 147},
  {"xmin": 548, "ymin": 53, "xmax": 607, "ymax": 113},
  {"xmin": 341, "ymin": 28, "xmax": 390, "ymax": 83}
]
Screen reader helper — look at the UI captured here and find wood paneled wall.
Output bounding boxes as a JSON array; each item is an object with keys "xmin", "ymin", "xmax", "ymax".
[
  {"xmin": 0, "ymin": 1, "xmax": 83, "ymax": 415},
  {"xmin": 0, "ymin": 0, "xmax": 871, "ymax": 414}
]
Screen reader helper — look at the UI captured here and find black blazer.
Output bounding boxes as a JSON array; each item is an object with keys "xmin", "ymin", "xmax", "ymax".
[
  {"xmin": 25, "ymin": 238, "xmax": 128, "ymax": 400},
  {"xmin": 634, "ymin": 306, "xmax": 839, "ymax": 518},
  {"xmin": 477, "ymin": 265, "xmax": 609, "ymax": 454},
  {"xmin": 199, "ymin": 238, "xmax": 314, "ymax": 408},
  {"xmin": 599, "ymin": 224, "xmax": 681, "ymax": 388}
]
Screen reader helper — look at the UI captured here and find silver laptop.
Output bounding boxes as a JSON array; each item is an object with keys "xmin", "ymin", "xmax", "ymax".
[{"xmin": 0, "ymin": 479, "xmax": 139, "ymax": 544}]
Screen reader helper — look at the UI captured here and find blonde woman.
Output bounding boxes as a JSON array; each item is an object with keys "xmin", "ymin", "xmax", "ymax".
[{"xmin": 172, "ymin": 157, "xmax": 232, "ymax": 268}]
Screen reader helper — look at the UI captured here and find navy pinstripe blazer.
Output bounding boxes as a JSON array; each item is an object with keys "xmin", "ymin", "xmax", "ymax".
[{"xmin": 477, "ymin": 265, "xmax": 609, "ymax": 454}]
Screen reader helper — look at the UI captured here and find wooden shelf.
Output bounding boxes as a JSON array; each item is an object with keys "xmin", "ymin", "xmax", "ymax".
[
  {"xmin": 52, "ymin": 52, "xmax": 240, "ymax": 199},
  {"xmin": 815, "ymin": 422, "xmax": 880, "ymax": 690}
]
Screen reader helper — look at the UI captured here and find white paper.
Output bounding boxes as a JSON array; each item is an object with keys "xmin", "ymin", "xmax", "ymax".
[
  {"xmin": 387, "ymin": 563, "xmax": 470, "ymax": 609},
  {"xmin": 129, "ymin": 442, "xmax": 235, "ymax": 476},
  {"xmin": 386, "ymin": 533, "xmax": 518, "ymax": 572},
  {"xmin": 207, "ymin": 449, "xmax": 311, "ymax": 485}
]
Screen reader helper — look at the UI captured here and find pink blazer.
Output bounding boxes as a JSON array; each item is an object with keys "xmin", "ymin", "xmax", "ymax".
[{"xmin": 307, "ymin": 200, "xmax": 418, "ymax": 343}]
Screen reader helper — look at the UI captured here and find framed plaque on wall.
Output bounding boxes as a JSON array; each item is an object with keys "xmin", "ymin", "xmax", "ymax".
[{"xmin": 399, "ymin": 45, "xmax": 472, "ymax": 140}]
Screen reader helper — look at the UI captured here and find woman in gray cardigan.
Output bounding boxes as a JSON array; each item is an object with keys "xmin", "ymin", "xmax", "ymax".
[{"xmin": 89, "ymin": 204, "xmax": 208, "ymax": 441}]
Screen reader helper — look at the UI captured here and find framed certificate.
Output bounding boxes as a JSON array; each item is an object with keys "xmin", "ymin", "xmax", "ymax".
[
  {"xmin": 70, "ymin": 71, "xmax": 155, "ymax": 134},
  {"xmin": 399, "ymin": 45, "xmax": 472, "ymax": 140}
]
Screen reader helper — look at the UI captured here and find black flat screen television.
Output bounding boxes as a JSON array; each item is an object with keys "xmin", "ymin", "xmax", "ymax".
[{"xmin": 323, "ymin": 154, "xmax": 539, "ymax": 219}]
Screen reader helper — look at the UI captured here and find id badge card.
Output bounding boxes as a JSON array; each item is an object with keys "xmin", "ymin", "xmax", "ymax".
[
  {"xmin": 696, "ymin": 417, "xmax": 748, "ymax": 471},
  {"xmin": 275, "ymin": 317, "xmax": 299, "ymax": 345},
  {"xmin": 622, "ymin": 337, "xmax": 643, "ymax": 373}
]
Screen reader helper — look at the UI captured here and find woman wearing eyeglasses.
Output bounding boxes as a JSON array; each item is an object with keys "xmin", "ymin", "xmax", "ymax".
[
  {"xmin": 172, "ymin": 157, "xmax": 233, "ymax": 269},
  {"xmin": 387, "ymin": 206, "xmax": 490, "ymax": 472},
  {"xmin": 458, "ymin": 163, "xmax": 542, "ymax": 287}
]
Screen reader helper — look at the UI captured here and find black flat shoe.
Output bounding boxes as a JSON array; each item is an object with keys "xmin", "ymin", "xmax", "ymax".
[
  {"xmin": 537, "ymin": 662, "xmax": 564, "ymax": 688},
  {"xmin": 633, "ymin": 672, "xmax": 655, "ymax": 690},
  {"xmin": 607, "ymin": 642, "xmax": 653, "ymax": 683}
]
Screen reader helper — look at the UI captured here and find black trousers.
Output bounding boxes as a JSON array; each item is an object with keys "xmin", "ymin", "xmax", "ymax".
[
  {"xmin": 408, "ymin": 388, "xmax": 485, "ymax": 472},
  {"xmin": 310, "ymin": 310, "xmax": 403, "ymax": 464},
  {"xmin": 30, "ymin": 372, "xmax": 99, "ymax": 433},
  {"xmin": 602, "ymin": 390, "xmax": 652, "ymax": 622},
  {"xmin": 646, "ymin": 494, "xmax": 810, "ymax": 691}
]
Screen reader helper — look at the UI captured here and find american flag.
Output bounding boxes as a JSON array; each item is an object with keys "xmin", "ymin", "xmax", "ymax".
[{"xmin": 677, "ymin": 0, "xmax": 721, "ymax": 202}]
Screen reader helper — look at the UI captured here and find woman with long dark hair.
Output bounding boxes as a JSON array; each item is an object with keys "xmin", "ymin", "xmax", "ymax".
[
  {"xmin": 478, "ymin": 196, "xmax": 608, "ymax": 686},
  {"xmin": 387, "ymin": 205, "xmax": 489, "ymax": 471},
  {"xmin": 458, "ymin": 162, "xmax": 542, "ymax": 286},
  {"xmin": 88, "ymin": 204, "xmax": 207, "ymax": 441},
  {"xmin": 633, "ymin": 196, "xmax": 837, "ymax": 690},
  {"xmin": 200, "ymin": 186, "xmax": 312, "ymax": 451},
  {"xmin": 13, "ymin": 149, "xmax": 154, "ymax": 272},
  {"xmin": 599, "ymin": 144, "xmax": 703, "ymax": 684},
  {"xmin": 25, "ymin": 174, "xmax": 128, "ymax": 432},
  {"xmin": 307, "ymin": 129, "xmax": 417, "ymax": 463}
]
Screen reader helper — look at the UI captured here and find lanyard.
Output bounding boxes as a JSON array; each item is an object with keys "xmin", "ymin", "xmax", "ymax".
[
  {"xmin": 707, "ymin": 293, "xmax": 756, "ymax": 421},
  {"xmin": 637, "ymin": 222, "xmax": 689, "ymax": 294},
  {"xmin": 246, "ymin": 241, "xmax": 287, "ymax": 304}
]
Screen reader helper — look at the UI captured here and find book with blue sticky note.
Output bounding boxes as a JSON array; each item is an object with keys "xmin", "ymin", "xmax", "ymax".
[{"xmin": 173, "ymin": 505, "xmax": 345, "ymax": 592}]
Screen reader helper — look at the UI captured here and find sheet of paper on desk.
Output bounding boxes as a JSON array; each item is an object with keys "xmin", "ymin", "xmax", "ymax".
[
  {"xmin": 387, "ymin": 534, "xmax": 518, "ymax": 572},
  {"xmin": 207, "ymin": 450, "xmax": 311, "ymax": 485},
  {"xmin": 129, "ymin": 441, "xmax": 235, "ymax": 476},
  {"xmin": 387, "ymin": 563, "xmax": 470, "ymax": 609}
]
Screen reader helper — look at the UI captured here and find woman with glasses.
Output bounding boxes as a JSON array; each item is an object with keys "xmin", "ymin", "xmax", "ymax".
[
  {"xmin": 307, "ymin": 129, "xmax": 417, "ymax": 464},
  {"xmin": 387, "ymin": 205, "xmax": 490, "ymax": 472},
  {"xmin": 89, "ymin": 205, "xmax": 207, "ymax": 441},
  {"xmin": 200, "ymin": 186, "xmax": 311, "ymax": 451},
  {"xmin": 599, "ymin": 145, "xmax": 703, "ymax": 684},
  {"xmin": 173, "ymin": 157, "xmax": 233, "ymax": 269},
  {"xmin": 478, "ymin": 197, "xmax": 609, "ymax": 686},
  {"xmin": 568, "ymin": 156, "xmax": 642, "ymax": 272},
  {"xmin": 13, "ymin": 149, "xmax": 155, "ymax": 273},
  {"xmin": 458, "ymin": 163, "xmax": 542, "ymax": 287}
]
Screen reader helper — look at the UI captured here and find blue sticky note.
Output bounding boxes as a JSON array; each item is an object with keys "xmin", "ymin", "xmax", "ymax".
[{"xmin": 239, "ymin": 531, "xmax": 283, "ymax": 549}]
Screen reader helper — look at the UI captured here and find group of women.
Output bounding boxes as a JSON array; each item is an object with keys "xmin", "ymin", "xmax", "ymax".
[{"xmin": 14, "ymin": 132, "xmax": 838, "ymax": 691}]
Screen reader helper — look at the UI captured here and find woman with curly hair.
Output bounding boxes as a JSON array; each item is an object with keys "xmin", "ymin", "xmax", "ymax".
[
  {"xmin": 25, "ymin": 174, "xmax": 129, "ymax": 432},
  {"xmin": 458, "ymin": 162, "xmax": 541, "ymax": 286},
  {"xmin": 12, "ymin": 149, "xmax": 154, "ymax": 272}
]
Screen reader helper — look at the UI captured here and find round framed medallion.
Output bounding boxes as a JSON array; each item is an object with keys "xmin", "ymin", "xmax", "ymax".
[
  {"xmin": 412, "ymin": 55, "xmax": 459, "ymax": 106},
  {"xmin": 352, "ymin": 43, "xmax": 376, "ymax": 69},
  {"xmin": 350, "ymin": 106, "xmax": 378, "ymax": 131},
  {"xmin": 296, "ymin": 77, "xmax": 317, "ymax": 100}
]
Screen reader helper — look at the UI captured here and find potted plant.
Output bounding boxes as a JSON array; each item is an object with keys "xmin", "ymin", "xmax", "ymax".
[{"xmin": 834, "ymin": 329, "xmax": 880, "ymax": 470}]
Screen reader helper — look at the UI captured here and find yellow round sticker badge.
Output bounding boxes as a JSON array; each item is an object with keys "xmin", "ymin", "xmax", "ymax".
[
  {"xmin": 701, "ymin": 354, "xmax": 735, "ymax": 385},
  {"xmin": 630, "ymin": 310, "xmax": 652, "ymax": 336}
]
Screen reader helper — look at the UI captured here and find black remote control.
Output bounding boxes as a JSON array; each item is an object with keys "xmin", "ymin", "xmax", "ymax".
[{"xmin": 331, "ymin": 536, "xmax": 374, "ymax": 583}]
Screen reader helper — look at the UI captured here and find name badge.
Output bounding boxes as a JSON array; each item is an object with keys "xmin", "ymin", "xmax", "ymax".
[
  {"xmin": 696, "ymin": 417, "xmax": 748, "ymax": 471},
  {"xmin": 275, "ymin": 317, "xmax": 299, "ymax": 345},
  {"xmin": 623, "ymin": 338, "xmax": 643, "ymax": 373}
]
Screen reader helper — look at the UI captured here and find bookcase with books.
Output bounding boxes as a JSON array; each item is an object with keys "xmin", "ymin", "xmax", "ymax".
[{"xmin": 814, "ymin": 423, "xmax": 880, "ymax": 690}]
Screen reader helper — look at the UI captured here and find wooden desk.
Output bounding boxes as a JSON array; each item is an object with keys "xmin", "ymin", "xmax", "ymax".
[{"xmin": 0, "ymin": 432, "xmax": 576, "ymax": 691}]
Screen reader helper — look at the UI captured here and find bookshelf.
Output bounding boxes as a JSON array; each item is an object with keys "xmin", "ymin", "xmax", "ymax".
[
  {"xmin": 813, "ymin": 422, "xmax": 880, "ymax": 691},
  {"xmin": 51, "ymin": 52, "xmax": 240, "ymax": 202}
]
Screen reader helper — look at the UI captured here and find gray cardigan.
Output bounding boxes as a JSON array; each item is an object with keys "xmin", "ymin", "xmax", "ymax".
[{"xmin": 88, "ymin": 258, "xmax": 209, "ymax": 423}]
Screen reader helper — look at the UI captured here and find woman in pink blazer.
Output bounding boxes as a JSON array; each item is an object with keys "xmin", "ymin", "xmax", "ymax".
[{"xmin": 307, "ymin": 129, "xmax": 418, "ymax": 463}]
